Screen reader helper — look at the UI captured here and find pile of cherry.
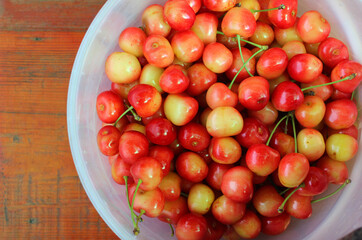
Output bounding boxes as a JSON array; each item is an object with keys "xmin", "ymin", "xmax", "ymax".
[{"xmin": 96, "ymin": 0, "xmax": 362, "ymax": 239}]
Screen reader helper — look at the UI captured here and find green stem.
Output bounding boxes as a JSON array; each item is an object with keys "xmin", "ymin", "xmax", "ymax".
[
  {"xmin": 311, "ymin": 179, "xmax": 351, "ymax": 204},
  {"xmin": 301, "ymin": 73, "xmax": 356, "ymax": 92},
  {"xmin": 113, "ymin": 106, "xmax": 134, "ymax": 126},
  {"xmin": 278, "ymin": 183, "xmax": 305, "ymax": 213},
  {"xmin": 237, "ymin": 35, "xmax": 253, "ymax": 78},
  {"xmin": 228, "ymin": 48, "xmax": 264, "ymax": 89},
  {"xmin": 134, "ymin": 209, "xmax": 145, "ymax": 235},
  {"xmin": 279, "ymin": 188, "xmax": 290, "ymax": 196},
  {"xmin": 180, "ymin": 192, "xmax": 189, "ymax": 198},
  {"xmin": 266, "ymin": 114, "xmax": 289, "ymax": 146},
  {"xmin": 123, "ymin": 176, "xmax": 137, "ymax": 229},
  {"xmin": 169, "ymin": 223, "xmax": 175, "ymax": 237},
  {"xmin": 351, "ymin": 90, "xmax": 355, "ymax": 100},
  {"xmin": 284, "ymin": 115, "xmax": 289, "ymax": 134},
  {"xmin": 250, "ymin": 4, "xmax": 285, "ymax": 13},
  {"xmin": 216, "ymin": 31, "xmax": 268, "ymax": 50},
  {"xmin": 131, "ymin": 179, "xmax": 143, "ymax": 235},
  {"xmin": 290, "ymin": 112, "xmax": 297, "ymax": 153}
]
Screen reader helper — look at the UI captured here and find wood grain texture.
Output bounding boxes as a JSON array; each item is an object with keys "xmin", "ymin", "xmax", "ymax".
[{"xmin": 0, "ymin": 0, "xmax": 119, "ymax": 239}]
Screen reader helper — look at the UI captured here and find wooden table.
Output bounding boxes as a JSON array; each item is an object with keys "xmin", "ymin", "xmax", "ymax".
[{"xmin": 0, "ymin": 0, "xmax": 118, "ymax": 239}]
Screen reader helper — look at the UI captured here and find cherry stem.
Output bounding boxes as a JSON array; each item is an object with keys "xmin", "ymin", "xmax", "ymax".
[
  {"xmin": 278, "ymin": 183, "xmax": 305, "ymax": 213},
  {"xmin": 169, "ymin": 223, "xmax": 175, "ymax": 237},
  {"xmin": 250, "ymin": 4, "xmax": 285, "ymax": 13},
  {"xmin": 229, "ymin": 48, "xmax": 264, "ymax": 89},
  {"xmin": 284, "ymin": 115, "xmax": 289, "ymax": 134},
  {"xmin": 131, "ymin": 179, "xmax": 143, "ymax": 235},
  {"xmin": 290, "ymin": 112, "xmax": 297, "ymax": 153},
  {"xmin": 134, "ymin": 209, "xmax": 145, "ymax": 235},
  {"xmin": 266, "ymin": 114, "xmax": 289, "ymax": 146},
  {"xmin": 237, "ymin": 35, "xmax": 253, "ymax": 78},
  {"xmin": 123, "ymin": 176, "xmax": 138, "ymax": 229},
  {"xmin": 216, "ymin": 31, "xmax": 268, "ymax": 50},
  {"xmin": 311, "ymin": 179, "xmax": 351, "ymax": 204},
  {"xmin": 113, "ymin": 106, "xmax": 134, "ymax": 126},
  {"xmin": 279, "ymin": 188, "xmax": 290, "ymax": 196},
  {"xmin": 351, "ymin": 90, "xmax": 355, "ymax": 100},
  {"xmin": 301, "ymin": 73, "xmax": 356, "ymax": 92},
  {"xmin": 180, "ymin": 192, "xmax": 189, "ymax": 198}
]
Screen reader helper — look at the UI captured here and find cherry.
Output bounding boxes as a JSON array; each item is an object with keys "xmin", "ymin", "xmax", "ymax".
[
  {"xmin": 297, "ymin": 10, "xmax": 330, "ymax": 44},
  {"xmin": 247, "ymin": 101, "xmax": 278, "ymax": 126},
  {"xmin": 97, "ymin": 125, "xmax": 122, "ymax": 156},
  {"xmin": 111, "ymin": 155, "xmax": 133, "ymax": 185},
  {"xmin": 186, "ymin": 63, "xmax": 217, "ymax": 96},
  {"xmin": 206, "ymin": 82, "xmax": 238, "ymax": 109},
  {"xmin": 297, "ymin": 166, "xmax": 328, "ymax": 196},
  {"xmin": 209, "ymin": 137, "xmax": 242, "ymax": 165},
  {"xmin": 128, "ymin": 184, "xmax": 165, "ymax": 218},
  {"xmin": 331, "ymin": 60, "xmax": 362, "ymax": 93},
  {"xmin": 260, "ymin": 212, "xmax": 291, "ymax": 235},
  {"xmin": 226, "ymin": 47, "xmax": 256, "ymax": 83},
  {"xmin": 297, "ymin": 128, "xmax": 325, "ymax": 162},
  {"xmin": 148, "ymin": 145, "xmax": 174, "ymax": 177},
  {"xmin": 158, "ymin": 196, "xmax": 189, "ymax": 225},
  {"xmin": 270, "ymin": 131, "xmax": 295, "ymax": 158},
  {"xmin": 246, "ymin": 143, "xmax": 280, "ymax": 176},
  {"xmin": 188, "ymin": 183, "xmax": 215, "ymax": 215},
  {"xmin": 176, "ymin": 152, "xmax": 208, "ymax": 183},
  {"xmin": 206, "ymin": 162, "xmax": 232, "ymax": 191},
  {"xmin": 191, "ymin": 12, "xmax": 218, "ymax": 44},
  {"xmin": 118, "ymin": 27, "xmax": 147, "ymax": 58},
  {"xmin": 238, "ymin": 76, "xmax": 270, "ymax": 111},
  {"xmin": 143, "ymin": 35, "xmax": 174, "ymax": 68},
  {"xmin": 274, "ymin": 18, "xmax": 302, "ymax": 45},
  {"xmin": 171, "ymin": 30, "xmax": 204, "ymax": 63},
  {"xmin": 96, "ymin": 90, "xmax": 125, "ymax": 123},
  {"xmin": 221, "ymin": 7, "xmax": 257, "ymax": 38},
  {"xmin": 175, "ymin": 213, "xmax": 208, "ymax": 240},
  {"xmin": 287, "ymin": 53, "xmax": 323, "ymax": 83},
  {"xmin": 123, "ymin": 122, "xmax": 146, "ymax": 135},
  {"xmin": 203, "ymin": 0, "xmax": 236, "ymax": 12},
  {"xmin": 204, "ymin": 214, "xmax": 227, "ymax": 240},
  {"xmin": 221, "ymin": 166, "xmax": 254, "ymax": 203},
  {"xmin": 235, "ymin": 117, "xmax": 270, "ymax": 148},
  {"xmin": 164, "ymin": 0, "xmax": 196, "ymax": 31},
  {"xmin": 238, "ymin": 0, "xmax": 261, "ymax": 20},
  {"xmin": 203, "ymin": 42, "xmax": 233, "ymax": 73},
  {"xmin": 139, "ymin": 64, "xmax": 164, "ymax": 93},
  {"xmin": 271, "ymin": 81, "xmax": 304, "ymax": 112},
  {"xmin": 282, "ymin": 40, "xmax": 307, "ymax": 59},
  {"xmin": 316, "ymin": 155, "xmax": 349, "ymax": 185},
  {"xmin": 269, "ymin": 71, "xmax": 290, "ymax": 94},
  {"xmin": 278, "ymin": 153, "xmax": 310, "ymax": 188},
  {"xmin": 284, "ymin": 189, "xmax": 312, "ymax": 219},
  {"xmin": 295, "ymin": 95, "xmax": 326, "ymax": 128},
  {"xmin": 128, "ymin": 84, "xmax": 162, "ymax": 118},
  {"xmin": 118, "ymin": 131, "xmax": 149, "ymax": 165},
  {"xmin": 253, "ymin": 185, "xmax": 284, "ymax": 217},
  {"xmin": 164, "ymin": 93, "xmax": 199, "ymax": 126},
  {"xmin": 300, "ymin": 74, "xmax": 333, "ymax": 101},
  {"xmin": 142, "ymin": 4, "xmax": 171, "ymax": 37},
  {"xmin": 324, "ymin": 99, "xmax": 357, "ymax": 130},
  {"xmin": 326, "ymin": 133, "xmax": 358, "ymax": 162},
  {"xmin": 178, "ymin": 122, "xmax": 211, "ymax": 152},
  {"xmin": 159, "ymin": 64, "xmax": 190, "ymax": 94},
  {"xmin": 186, "ymin": 0, "xmax": 202, "ymax": 13},
  {"xmin": 145, "ymin": 117, "xmax": 177, "ymax": 146},
  {"xmin": 206, "ymin": 106, "xmax": 244, "ymax": 138},
  {"xmin": 256, "ymin": 48, "xmax": 288, "ymax": 80},
  {"xmin": 211, "ymin": 195, "xmax": 246, "ymax": 225},
  {"xmin": 105, "ymin": 52, "xmax": 141, "ymax": 84},
  {"xmin": 250, "ymin": 22, "xmax": 275, "ymax": 45},
  {"xmin": 318, "ymin": 37, "xmax": 349, "ymax": 68},
  {"xmin": 268, "ymin": 0, "xmax": 297, "ymax": 29},
  {"xmin": 232, "ymin": 209, "xmax": 262, "ymax": 239},
  {"xmin": 159, "ymin": 172, "xmax": 182, "ymax": 201},
  {"xmin": 326, "ymin": 125, "xmax": 359, "ymax": 140},
  {"xmin": 131, "ymin": 156, "xmax": 163, "ymax": 191}
]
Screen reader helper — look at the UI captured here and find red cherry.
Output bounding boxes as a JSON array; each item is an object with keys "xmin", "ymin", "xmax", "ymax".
[
  {"xmin": 159, "ymin": 172, "xmax": 182, "ymax": 201},
  {"xmin": 159, "ymin": 64, "xmax": 190, "ymax": 93},
  {"xmin": 203, "ymin": 0, "xmax": 236, "ymax": 12},
  {"xmin": 256, "ymin": 48, "xmax": 288, "ymax": 80},
  {"xmin": 186, "ymin": 63, "xmax": 217, "ymax": 96},
  {"xmin": 324, "ymin": 99, "xmax": 357, "ymax": 130},
  {"xmin": 176, "ymin": 152, "xmax": 208, "ymax": 183},
  {"xmin": 130, "ymin": 156, "xmax": 163, "ymax": 191},
  {"xmin": 175, "ymin": 213, "xmax": 208, "ymax": 240},
  {"xmin": 268, "ymin": 0, "xmax": 298, "ymax": 29},
  {"xmin": 252, "ymin": 185, "xmax": 284, "ymax": 217},
  {"xmin": 221, "ymin": 7, "xmax": 257, "ymax": 38},
  {"xmin": 111, "ymin": 155, "xmax": 133, "ymax": 185},
  {"xmin": 206, "ymin": 82, "xmax": 238, "ymax": 109},
  {"xmin": 271, "ymin": 81, "xmax": 304, "ymax": 112},
  {"xmin": 297, "ymin": 167, "xmax": 328, "ymax": 196},
  {"xmin": 238, "ymin": 76, "xmax": 270, "ymax": 111},
  {"xmin": 316, "ymin": 155, "xmax": 349, "ymax": 185},
  {"xmin": 96, "ymin": 90, "xmax": 125, "ymax": 123},
  {"xmin": 178, "ymin": 122, "xmax": 211, "ymax": 152},
  {"xmin": 97, "ymin": 125, "xmax": 122, "ymax": 156},
  {"xmin": 145, "ymin": 117, "xmax": 177, "ymax": 145},
  {"xmin": 331, "ymin": 60, "xmax": 362, "ymax": 93},
  {"xmin": 278, "ymin": 153, "xmax": 310, "ymax": 188},
  {"xmin": 118, "ymin": 131, "xmax": 149, "ymax": 165},
  {"xmin": 235, "ymin": 117, "xmax": 270, "ymax": 148},
  {"xmin": 285, "ymin": 189, "xmax": 312, "ymax": 219},
  {"xmin": 206, "ymin": 162, "xmax": 232, "ymax": 191},
  {"xmin": 128, "ymin": 84, "xmax": 162, "ymax": 118},
  {"xmin": 158, "ymin": 197, "xmax": 189, "ymax": 225},
  {"xmin": 297, "ymin": 10, "xmax": 330, "ymax": 44},
  {"xmin": 226, "ymin": 47, "xmax": 256, "ymax": 83},
  {"xmin": 287, "ymin": 53, "xmax": 323, "ymax": 83},
  {"xmin": 143, "ymin": 35, "xmax": 174, "ymax": 68},
  {"xmin": 318, "ymin": 37, "xmax": 349, "ymax": 68},
  {"xmin": 211, "ymin": 195, "xmax": 246, "ymax": 225},
  {"xmin": 164, "ymin": 0, "xmax": 196, "ymax": 31},
  {"xmin": 148, "ymin": 145, "xmax": 174, "ymax": 177},
  {"xmin": 246, "ymin": 144, "xmax": 280, "ymax": 176},
  {"xmin": 261, "ymin": 212, "xmax": 291, "ymax": 235},
  {"xmin": 171, "ymin": 30, "xmax": 204, "ymax": 63}
]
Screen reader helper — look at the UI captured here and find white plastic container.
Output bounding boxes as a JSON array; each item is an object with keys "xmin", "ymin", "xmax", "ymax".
[{"xmin": 67, "ymin": 1, "xmax": 362, "ymax": 239}]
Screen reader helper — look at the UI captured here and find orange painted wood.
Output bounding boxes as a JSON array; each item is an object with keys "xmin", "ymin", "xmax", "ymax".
[{"xmin": 0, "ymin": 0, "xmax": 119, "ymax": 239}]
